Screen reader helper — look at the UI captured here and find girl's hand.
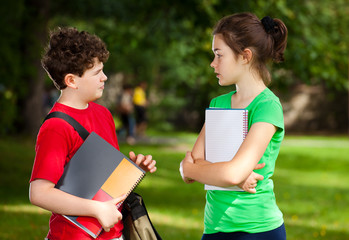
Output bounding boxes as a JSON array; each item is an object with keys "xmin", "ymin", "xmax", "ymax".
[
  {"xmin": 238, "ymin": 163, "xmax": 265, "ymax": 193},
  {"xmin": 94, "ymin": 194, "xmax": 126, "ymax": 232},
  {"xmin": 179, "ymin": 151, "xmax": 195, "ymax": 184},
  {"xmin": 129, "ymin": 151, "xmax": 157, "ymax": 173}
]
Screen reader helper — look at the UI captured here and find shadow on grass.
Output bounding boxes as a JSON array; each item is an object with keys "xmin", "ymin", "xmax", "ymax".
[{"xmin": 0, "ymin": 210, "xmax": 49, "ymax": 240}]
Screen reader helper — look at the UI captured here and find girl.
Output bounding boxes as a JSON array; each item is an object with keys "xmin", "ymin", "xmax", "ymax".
[{"xmin": 180, "ymin": 12, "xmax": 288, "ymax": 240}]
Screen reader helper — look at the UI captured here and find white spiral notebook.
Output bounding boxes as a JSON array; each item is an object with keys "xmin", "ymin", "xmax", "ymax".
[{"xmin": 205, "ymin": 108, "xmax": 248, "ymax": 191}]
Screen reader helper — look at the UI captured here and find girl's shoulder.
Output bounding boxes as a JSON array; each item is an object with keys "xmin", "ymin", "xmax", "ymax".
[{"xmin": 210, "ymin": 91, "xmax": 236, "ymax": 108}]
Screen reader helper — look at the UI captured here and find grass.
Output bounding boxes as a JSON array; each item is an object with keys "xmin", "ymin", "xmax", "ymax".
[{"xmin": 0, "ymin": 132, "xmax": 348, "ymax": 239}]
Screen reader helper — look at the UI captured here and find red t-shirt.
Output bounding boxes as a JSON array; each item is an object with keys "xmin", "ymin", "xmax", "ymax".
[{"xmin": 30, "ymin": 102, "xmax": 123, "ymax": 240}]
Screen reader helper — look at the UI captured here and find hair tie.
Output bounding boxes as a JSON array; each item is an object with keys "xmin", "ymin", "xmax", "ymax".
[{"xmin": 261, "ymin": 16, "xmax": 277, "ymax": 34}]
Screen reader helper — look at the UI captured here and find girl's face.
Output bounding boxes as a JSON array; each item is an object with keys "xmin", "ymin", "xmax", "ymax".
[{"xmin": 210, "ymin": 34, "xmax": 245, "ymax": 86}]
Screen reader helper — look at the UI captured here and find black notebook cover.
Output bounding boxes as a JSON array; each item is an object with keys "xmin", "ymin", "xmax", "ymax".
[{"xmin": 55, "ymin": 131, "xmax": 145, "ymax": 238}]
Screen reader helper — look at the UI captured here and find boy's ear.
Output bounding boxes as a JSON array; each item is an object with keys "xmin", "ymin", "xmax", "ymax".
[
  {"xmin": 64, "ymin": 74, "xmax": 78, "ymax": 89},
  {"xmin": 241, "ymin": 48, "xmax": 253, "ymax": 64}
]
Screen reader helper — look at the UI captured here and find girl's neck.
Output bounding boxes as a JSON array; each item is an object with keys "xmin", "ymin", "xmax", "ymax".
[{"xmin": 231, "ymin": 74, "xmax": 266, "ymax": 108}]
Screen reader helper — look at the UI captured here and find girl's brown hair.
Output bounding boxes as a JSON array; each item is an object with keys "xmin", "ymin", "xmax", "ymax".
[{"xmin": 213, "ymin": 12, "xmax": 288, "ymax": 85}]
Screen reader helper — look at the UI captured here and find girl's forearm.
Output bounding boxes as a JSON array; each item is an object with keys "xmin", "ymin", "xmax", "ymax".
[{"xmin": 184, "ymin": 160, "xmax": 248, "ymax": 187}]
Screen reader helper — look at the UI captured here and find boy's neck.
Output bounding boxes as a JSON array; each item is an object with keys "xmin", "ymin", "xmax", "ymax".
[{"xmin": 57, "ymin": 92, "xmax": 89, "ymax": 110}]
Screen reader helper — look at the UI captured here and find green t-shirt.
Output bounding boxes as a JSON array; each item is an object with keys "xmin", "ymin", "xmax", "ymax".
[{"xmin": 204, "ymin": 88, "xmax": 284, "ymax": 234}]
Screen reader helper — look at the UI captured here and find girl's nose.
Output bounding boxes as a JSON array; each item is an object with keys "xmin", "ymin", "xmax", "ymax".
[{"xmin": 210, "ymin": 60, "xmax": 216, "ymax": 69}]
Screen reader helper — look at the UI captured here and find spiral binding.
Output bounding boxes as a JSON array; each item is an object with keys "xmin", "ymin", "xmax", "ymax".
[
  {"xmin": 116, "ymin": 172, "xmax": 145, "ymax": 208},
  {"xmin": 128, "ymin": 172, "xmax": 145, "ymax": 196},
  {"xmin": 242, "ymin": 110, "xmax": 248, "ymax": 139}
]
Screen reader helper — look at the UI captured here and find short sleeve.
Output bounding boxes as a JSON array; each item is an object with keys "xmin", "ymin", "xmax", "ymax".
[
  {"xmin": 209, "ymin": 91, "xmax": 235, "ymax": 108},
  {"xmin": 251, "ymin": 100, "xmax": 284, "ymax": 131},
  {"xmin": 31, "ymin": 129, "xmax": 68, "ymax": 184},
  {"xmin": 209, "ymin": 98, "xmax": 217, "ymax": 108},
  {"xmin": 30, "ymin": 118, "xmax": 82, "ymax": 184}
]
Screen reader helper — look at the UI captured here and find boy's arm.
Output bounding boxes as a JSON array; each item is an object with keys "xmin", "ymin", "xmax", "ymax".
[{"xmin": 29, "ymin": 179, "xmax": 125, "ymax": 232}]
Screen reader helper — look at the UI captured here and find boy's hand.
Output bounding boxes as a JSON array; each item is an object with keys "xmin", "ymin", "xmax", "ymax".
[
  {"xmin": 94, "ymin": 194, "xmax": 126, "ymax": 232},
  {"xmin": 238, "ymin": 163, "xmax": 265, "ymax": 193},
  {"xmin": 129, "ymin": 151, "xmax": 157, "ymax": 173}
]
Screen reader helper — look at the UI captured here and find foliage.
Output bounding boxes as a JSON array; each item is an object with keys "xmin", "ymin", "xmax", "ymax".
[
  {"xmin": 1, "ymin": 133, "xmax": 349, "ymax": 239},
  {"xmin": 0, "ymin": 0, "xmax": 348, "ymax": 135},
  {"xmin": 0, "ymin": 0, "xmax": 25, "ymax": 134}
]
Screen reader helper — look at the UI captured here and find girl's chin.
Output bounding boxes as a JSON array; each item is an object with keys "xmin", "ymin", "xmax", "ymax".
[
  {"xmin": 218, "ymin": 80, "xmax": 229, "ymax": 86},
  {"xmin": 218, "ymin": 78, "xmax": 235, "ymax": 86}
]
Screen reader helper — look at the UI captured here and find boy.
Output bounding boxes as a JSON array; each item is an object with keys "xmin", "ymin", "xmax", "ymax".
[{"xmin": 29, "ymin": 27, "xmax": 156, "ymax": 240}]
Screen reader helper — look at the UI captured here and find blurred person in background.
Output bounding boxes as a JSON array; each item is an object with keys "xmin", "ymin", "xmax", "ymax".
[{"xmin": 133, "ymin": 81, "xmax": 148, "ymax": 137}]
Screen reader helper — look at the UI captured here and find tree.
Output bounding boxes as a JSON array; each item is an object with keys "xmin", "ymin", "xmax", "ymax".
[{"xmin": 0, "ymin": 0, "xmax": 347, "ymax": 135}]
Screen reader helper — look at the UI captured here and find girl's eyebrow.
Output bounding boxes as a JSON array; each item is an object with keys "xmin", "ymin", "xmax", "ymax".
[{"xmin": 213, "ymin": 48, "xmax": 221, "ymax": 52}]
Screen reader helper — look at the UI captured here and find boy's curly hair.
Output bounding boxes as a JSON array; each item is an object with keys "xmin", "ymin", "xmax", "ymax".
[{"xmin": 41, "ymin": 27, "xmax": 109, "ymax": 90}]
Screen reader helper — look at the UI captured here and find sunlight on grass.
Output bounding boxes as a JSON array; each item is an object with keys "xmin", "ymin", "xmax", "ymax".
[
  {"xmin": 282, "ymin": 136, "xmax": 349, "ymax": 148},
  {"xmin": 150, "ymin": 209, "xmax": 203, "ymax": 231},
  {"xmin": 285, "ymin": 219, "xmax": 348, "ymax": 238},
  {"xmin": 276, "ymin": 168, "xmax": 349, "ymax": 189},
  {"xmin": 1, "ymin": 134, "xmax": 349, "ymax": 239},
  {"xmin": 138, "ymin": 175, "xmax": 179, "ymax": 189},
  {"xmin": 1, "ymin": 204, "xmax": 50, "ymax": 215}
]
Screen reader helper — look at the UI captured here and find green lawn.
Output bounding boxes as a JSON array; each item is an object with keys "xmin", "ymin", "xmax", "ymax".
[{"xmin": 0, "ymin": 133, "xmax": 348, "ymax": 239}]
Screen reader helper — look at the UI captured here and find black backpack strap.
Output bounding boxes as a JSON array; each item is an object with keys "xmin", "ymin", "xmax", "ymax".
[{"xmin": 44, "ymin": 112, "xmax": 90, "ymax": 141}]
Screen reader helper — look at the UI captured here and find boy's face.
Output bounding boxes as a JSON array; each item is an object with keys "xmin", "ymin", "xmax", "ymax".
[{"xmin": 75, "ymin": 58, "xmax": 107, "ymax": 103}]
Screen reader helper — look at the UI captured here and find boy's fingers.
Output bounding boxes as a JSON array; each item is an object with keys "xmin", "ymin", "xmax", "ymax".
[
  {"xmin": 141, "ymin": 155, "xmax": 152, "ymax": 166},
  {"xmin": 148, "ymin": 160, "xmax": 156, "ymax": 168},
  {"xmin": 136, "ymin": 154, "xmax": 145, "ymax": 165},
  {"xmin": 149, "ymin": 166, "xmax": 157, "ymax": 173},
  {"xmin": 112, "ymin": 194, "xmax": 127, "ymax": 205},
  {"xmin": 145, "ymin": 154, "xmax": 153, "ymax": 164},
  {"xmin": 129, "ymin": 151, "xmax": 136, "ymax": 160}
]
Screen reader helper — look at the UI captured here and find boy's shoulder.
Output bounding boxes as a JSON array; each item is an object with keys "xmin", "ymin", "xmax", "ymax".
[
  {"xmin": 50, "ymin": 101, "xmax": 110, "ymax": 115},
  {"xmin": 41, "ymin": 102, "xmax": 111, "ymax": 134}
]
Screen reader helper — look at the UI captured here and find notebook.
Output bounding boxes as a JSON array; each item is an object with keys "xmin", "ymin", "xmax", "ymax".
[
  {"xmin": 205, "ymin": 108, "xmax": 248, "ymax": 191},
  {"xmin": 55, "ymin": 131, "xmax": 145, "ymax": 238}
]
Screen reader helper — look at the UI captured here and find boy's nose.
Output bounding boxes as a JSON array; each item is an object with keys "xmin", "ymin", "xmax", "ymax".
[{"xmin": 101, "ymin": 72, "xmax": 107, "ymax": 81}]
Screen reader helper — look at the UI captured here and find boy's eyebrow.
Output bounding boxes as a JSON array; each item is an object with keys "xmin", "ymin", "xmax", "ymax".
[{"xmin": 93, "ymin": 65, "xmax": 104, "ymax": 73}]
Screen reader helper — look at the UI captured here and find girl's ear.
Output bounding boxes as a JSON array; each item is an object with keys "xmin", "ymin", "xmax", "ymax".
[
  {"xmin": 64, "ymin": 74, "xmax": 78, "ymax": 89},
  {"xmin": 241, "ymin": 48, "xmax": 253, "ymax": 64}
]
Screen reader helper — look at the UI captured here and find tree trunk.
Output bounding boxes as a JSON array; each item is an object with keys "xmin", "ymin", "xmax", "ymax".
[{"xmin": 22, "ymin": 0, "xmax": 50, "ymax": 136}]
